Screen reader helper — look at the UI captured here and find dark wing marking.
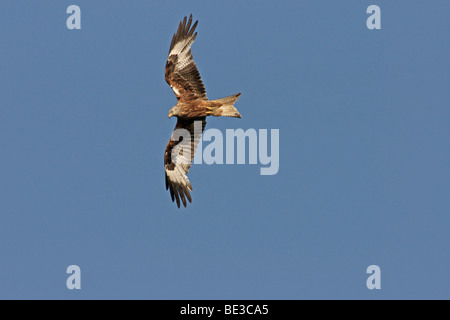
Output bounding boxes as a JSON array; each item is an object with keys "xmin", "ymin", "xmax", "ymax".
[
  {"xmin": 165, "ymin": 14, "xmax": 207, "ymax": 102},
  {"xmin": 164, "ymin": 118, "xmax": 206, "ymax": 208}
]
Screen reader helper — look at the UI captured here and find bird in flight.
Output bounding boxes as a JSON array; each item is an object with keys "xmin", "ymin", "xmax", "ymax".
[{"xmin": 164, "ymin": 14, "xmax": 242, "ymax": 208}]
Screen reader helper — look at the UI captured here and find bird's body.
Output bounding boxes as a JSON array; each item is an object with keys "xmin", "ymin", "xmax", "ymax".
[{"xmin": 164, "ymin": 14, "xmax": 242, "ymax": 208}]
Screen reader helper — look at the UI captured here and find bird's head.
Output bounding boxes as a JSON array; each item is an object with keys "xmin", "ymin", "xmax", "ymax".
[{"xmin": 168, "ymin": 106, "xmax": 179, "ymax": 118}]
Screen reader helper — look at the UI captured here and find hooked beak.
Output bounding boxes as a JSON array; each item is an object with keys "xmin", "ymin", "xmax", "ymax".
[{"xmin": 168, "ymin": 111, "xmax": 173, "ymax": 118}]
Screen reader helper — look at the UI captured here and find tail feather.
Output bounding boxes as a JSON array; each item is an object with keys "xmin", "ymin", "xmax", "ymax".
[{"xmin": 212, "ymin": 93, "xmax": 242, "ymax": 118}]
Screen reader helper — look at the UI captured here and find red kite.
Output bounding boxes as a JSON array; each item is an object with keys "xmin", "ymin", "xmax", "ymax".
[{"xmin": 164, "ymin": 14, "xmax": 242, "ymax": 208}]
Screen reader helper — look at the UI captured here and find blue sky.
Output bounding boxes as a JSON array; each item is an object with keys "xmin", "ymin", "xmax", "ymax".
[{"xmin": 0, "ymin": 1, "xmax": 449, "ymax": 299}]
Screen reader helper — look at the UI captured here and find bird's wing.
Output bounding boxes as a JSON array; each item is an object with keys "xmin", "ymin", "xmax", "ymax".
[
  {"xmin": 165, "ymin": 14, "xmax": 207, "ymax": 102},
  {"xmin": 164, "ymin": 118, "xmax": 206, "ymax": 208}
]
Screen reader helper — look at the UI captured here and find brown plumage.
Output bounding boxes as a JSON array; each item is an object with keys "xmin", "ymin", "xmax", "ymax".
[{"xmin": 164, "ymin": 14, "xmax": 242, "ymax": 208}]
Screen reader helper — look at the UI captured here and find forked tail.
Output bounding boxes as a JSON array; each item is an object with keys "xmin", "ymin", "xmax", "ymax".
[{"xmin": 211, "ymin": 93, "xmax": 242, "ymax": 118}]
